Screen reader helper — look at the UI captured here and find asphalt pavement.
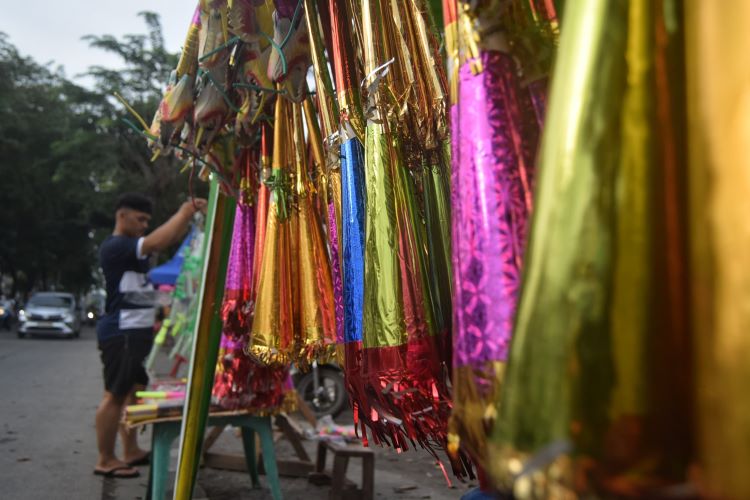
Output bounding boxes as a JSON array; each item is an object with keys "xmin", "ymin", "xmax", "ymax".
[
  {"xmin": 0, "ymin": 325, "xmax": 475, "ymax": 500},
  {"xmin": 0, "ymin": 325, "xmax": 152, "ymax": 499}
]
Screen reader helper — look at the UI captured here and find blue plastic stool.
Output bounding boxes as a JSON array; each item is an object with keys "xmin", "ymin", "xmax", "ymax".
[{"xmin": 145, "ymin": 414, "xmax": 282, "ymax": 500}]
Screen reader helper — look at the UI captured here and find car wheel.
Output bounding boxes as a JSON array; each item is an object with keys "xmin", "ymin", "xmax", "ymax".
[
  {"xmin": 16, "ymin": 330, "xmax": 25, "ymax": 339},
  {"xmin": 73, "ymin": 330, "xmax": 80, "ymax": 338}
]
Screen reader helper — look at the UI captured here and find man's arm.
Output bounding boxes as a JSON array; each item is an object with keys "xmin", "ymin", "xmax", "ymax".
[{"xmin": 140, "ymin": 199, "xmax": 207, "ymax": 256}]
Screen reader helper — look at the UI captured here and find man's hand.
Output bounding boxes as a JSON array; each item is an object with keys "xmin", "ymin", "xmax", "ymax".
[
  {"xmin": 180, "ymin": 198, "xmax": 208, "ymax": 217},
  {"xmin": 142, "ymin": 197, "xmax": 209, "ymax": 255}
]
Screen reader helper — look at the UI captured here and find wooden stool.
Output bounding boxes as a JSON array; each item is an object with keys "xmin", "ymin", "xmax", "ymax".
[
  {"xmin": 145, "ymin": 414, "xmax": 282, "ymax": 500},
  {"xmin": 309, "ymin": 440, "xmax": 374, "ymax": 500}
]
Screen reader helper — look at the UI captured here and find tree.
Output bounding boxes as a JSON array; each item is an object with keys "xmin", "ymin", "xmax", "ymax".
[{"xmin": 0, "ymin": 13, "xmax": 204, "ymax": 297}]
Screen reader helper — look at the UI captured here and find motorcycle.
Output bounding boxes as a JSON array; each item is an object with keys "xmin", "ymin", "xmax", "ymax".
[{"xmin": 291, "ymin": 361, "xmax": 348, "ymax": 418}]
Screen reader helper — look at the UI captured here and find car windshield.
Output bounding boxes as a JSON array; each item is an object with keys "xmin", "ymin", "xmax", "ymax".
[{"xmin": 28, "ymin": 296, "xmax": 72, "ymax": 308}]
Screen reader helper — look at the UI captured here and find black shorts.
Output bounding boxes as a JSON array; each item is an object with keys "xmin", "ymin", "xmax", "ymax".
[{"xmin": 98, "ymin": 331, "xmax": 154, "ymax": 397}]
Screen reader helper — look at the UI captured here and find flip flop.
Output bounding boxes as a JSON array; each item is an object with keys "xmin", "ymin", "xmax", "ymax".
[
  {"xmin": 93, "ymin": 465, "xmax": 140, "ymax": 478},
  {"xmin": 126, "ymin": 452, "xmax": 151, "ymax": 467}
]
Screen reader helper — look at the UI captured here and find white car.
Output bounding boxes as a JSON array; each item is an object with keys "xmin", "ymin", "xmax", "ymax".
[{"xmin": 17, "ymin": 292, "xmax": 81, "ymax": 339}]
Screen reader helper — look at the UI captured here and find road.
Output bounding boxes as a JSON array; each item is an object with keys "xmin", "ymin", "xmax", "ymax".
[
  {"xmin": 0, "ymin": 325, "xmax": 477, "ymax": 500},
  {"xmin": 0, "ymin": 325, "xmax": 150, "ymax": 500}
]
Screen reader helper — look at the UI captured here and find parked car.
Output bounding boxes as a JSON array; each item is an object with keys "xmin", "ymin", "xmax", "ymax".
[
  {"xmin": 17, "ymin": 292, "xmax": 81, "ymax": 339},
  {"xmin": 0, "ymin": 300, "xmax": 15, "ymax": 330}
]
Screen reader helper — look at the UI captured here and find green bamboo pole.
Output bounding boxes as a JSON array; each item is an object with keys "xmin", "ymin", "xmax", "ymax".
[{"xmin": 173, "ymin": 176, "xmax": 236, "ymax": 499}]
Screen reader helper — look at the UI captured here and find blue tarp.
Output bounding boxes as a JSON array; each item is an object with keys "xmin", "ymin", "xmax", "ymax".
[{"xmin": 147, "ymin": 230, "xmax": 194, "ymax": 286}]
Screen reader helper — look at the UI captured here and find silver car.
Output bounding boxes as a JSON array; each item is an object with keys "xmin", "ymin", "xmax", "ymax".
[{"xmin": 17, "ymin": 292, "xmax": 81, "ymax": 339}]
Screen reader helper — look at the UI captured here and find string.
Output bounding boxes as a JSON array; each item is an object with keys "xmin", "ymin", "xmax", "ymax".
[
  {"xmin": 280, "ymin": 0, "xmax": 303, "ymax": 49},
  {"xmin": 120, "ymin": 117, "xmax": 236, "ymax": 194},
  {"xmin": 259, "ymin": 31, "xmax": 287, "ymax": 76},
  {"xmin": 198, "ymin": 35, "xmax": 241, "ymax": 62},
  {"xmin": 198, "ymin": 68, "xmax": 242, "ymax": 114},
  {"xmin": 114, "ymin": 92, "xmax": 150, "ymax": 132},
  {"xmin": 233, "ymin": 82, "xmax": 287, "ymax": 94}
]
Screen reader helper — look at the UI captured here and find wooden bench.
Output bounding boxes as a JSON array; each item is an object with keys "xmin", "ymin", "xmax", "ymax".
[
  {"xmin": 309, "ymin": 439, "xmax": 374, "ymax": 500},
  {"xmin": 141, "ymin": 412, "xmax": 282, "ymax": 500}
]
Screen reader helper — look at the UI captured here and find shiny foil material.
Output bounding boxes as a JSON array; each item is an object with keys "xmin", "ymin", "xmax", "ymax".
[
  {"xmin": 303, "ymin": 0, "xmax": 339, "ymax": 139},
  {"xmin": 295, "ymin": 195, "xmax": 336, "ymax": 361},
  {"xmin": 302, "ymin": 96, "xmax": 344, "ymax": 353},
  {"xmin": 422, "ymin": 154, "xmax": 452, "ymax": 344},
  {"xmin": 362, "ymin": 123, "xmax": 406, "ymax": 350},
  {"xmin": 292, "ymin": 102, "xmax": 337, "ymax": 364},
  {"xmin": 249, "ymin": 195, "xmax": 294, "ymax": 362},
  {"xmin": 355, "ymin": 122, "xmax": 454, "ymax": 465},
  {"xmin": 487, "ymin": 0, "xmax": 629, "ymax": 491},
  {"xmin": 448, "ymin": 49, "xmax": 538, "ymax": 472},
  {"xmin": 221, "ymin": 201, "xmax": 256, "ymax": 338},
  {"xmin": 328, "ymin": 0, "xmax": 366, "ymax": 141},
  {"xmin": 328, "ymin": 196, "xmax": 345, "ymax": 348},
  {"xmin": 686, "ymin": 1, "xmax": 750, "ymax": 497},
  {"xmin": 249, "ymin": 97, "xmax": 294, "ymax": 363},
  {"xmin": 340, "ymin": 136, "xmax": 367, "ymax": 431},
  {"xmin": 451, "ymin": 50, "xmax": 535, "ymax": 370},
  {"xmin": 487, "ymin": 0, "xmax": 694, "ymax": 496},
  {"xmin": 213, "ymin": 335, "xmax": 296, "ymax": 413},
  {"xmin": 525, "ymin": 78, "xmax": 548, "ymax": 131},
  {"xmin": 251, "ymin": 124, "xmax": 272, "ymax": 299},
  {"xmin": 341, "ymin": 138, "xmax": 366, "ymax": 345}
]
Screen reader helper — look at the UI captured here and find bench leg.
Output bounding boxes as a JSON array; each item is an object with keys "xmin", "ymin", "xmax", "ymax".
[
  {"xmin": 256, "ymin": 418, "xmax": 283, "ymax": 500},
  {"xmin": 315, "ymin": 440, "xmax": 328, "ymax": 473},
  {"xmin": 329, "ymin": 454, "xmax": 349, "ymax": 500},
  {"xmin": 361, "ymin": 454, "xmax": 374, "ymax": 500},
  {"xmin": 150, "ymin": 422, "xmax": 180, "ymax": 500},
  {"xmin": 240, "ymin": 427, "xmax": 260, "ymax": 488}
]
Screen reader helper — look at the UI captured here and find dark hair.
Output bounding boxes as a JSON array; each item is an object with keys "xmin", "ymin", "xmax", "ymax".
[{"xmin": 115, "ymin": 193, "xmax": 153, "ymax": 215}]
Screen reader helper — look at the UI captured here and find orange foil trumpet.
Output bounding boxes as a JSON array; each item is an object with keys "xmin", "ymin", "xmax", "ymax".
[
  {"xmin": 248, "ymin": 94, "xmax": 294, "ymax": 365},
  {"xmin": 291, "ymin": 101, "xmax": 337, "ymax": 366}
]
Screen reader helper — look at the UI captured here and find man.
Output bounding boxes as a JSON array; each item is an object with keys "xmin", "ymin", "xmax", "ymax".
[{"xmin": 94, "ymin": 193, "xmax": 207, "ymax": 478}]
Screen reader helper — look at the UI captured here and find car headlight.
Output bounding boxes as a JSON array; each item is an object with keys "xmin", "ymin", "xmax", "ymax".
[
  {"xmin": 18, "ymin": 309, "xmax": 26, "ymax": 322},
  {"xmin": 0, "ymin": 307, "xmax": 5, "ymax": 316},
  {"xmin": 87, "ymin": 311, "xmax": 95, "ymax": 320},
  {"xmin": 63, "ymin": 313, "xmax": 75, "ymax": 324}
]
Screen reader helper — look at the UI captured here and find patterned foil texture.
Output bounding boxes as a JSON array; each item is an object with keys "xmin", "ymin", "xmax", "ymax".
[
  {"xmin": 328, "ymin": 198, "xmax": 345, "ymax": 347},
  {"xmin": 340, "ymin": 136, "xmax": 367, "ymax": 434},
  {"xmin": 341, "ymin": 138, "xmax": 366, "ymax": 345},
  {"xmin": 295, "ymin": 177, "xmax": 337, "ymax": 363},
  {"xmin": 451, "ymin": 50, "xmax": 536, "ymax": 371},
  {"xmin": 221, "ymin": 202, "xmax": 256, "ymax": 337},
  {"xmin": 249, "ymin": 173, "xmax": 294, "ymax": 363}
]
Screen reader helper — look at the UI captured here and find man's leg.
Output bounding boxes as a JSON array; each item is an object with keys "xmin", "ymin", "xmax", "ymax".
[
  {"xmin": 120, "ymin": 383, "xmax": 149, "ymax": 463},
  {"xmin": 95, "ymin": 391, "xmax": 138, "ymax": 474}
]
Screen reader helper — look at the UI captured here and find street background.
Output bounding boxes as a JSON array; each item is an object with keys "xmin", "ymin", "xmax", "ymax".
[{"xmin": 0, "ymin": 326, "xmax": 476, "ymax": 499}]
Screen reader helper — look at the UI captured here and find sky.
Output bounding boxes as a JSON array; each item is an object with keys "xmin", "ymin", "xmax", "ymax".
[{"xmin": 2, "ymin": 0, "xmax": 197, "ymax": 87}]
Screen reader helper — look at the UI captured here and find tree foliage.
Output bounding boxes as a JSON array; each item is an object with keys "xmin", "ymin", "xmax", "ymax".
[{"xmin": 0, "ymin": 13, "xmax": 201, "ymax": 297}]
